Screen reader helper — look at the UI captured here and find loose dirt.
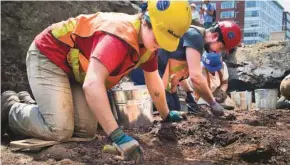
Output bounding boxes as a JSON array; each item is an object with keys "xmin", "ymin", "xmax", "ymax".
[{"xmin": 1, "ymin": 109, "xmax": 290, "ymax": 165}]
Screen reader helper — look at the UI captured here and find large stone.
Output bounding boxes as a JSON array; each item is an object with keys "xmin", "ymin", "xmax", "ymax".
[{"xmin": 225, "ymin": 41, "xmax": 290, "ymax": 93}]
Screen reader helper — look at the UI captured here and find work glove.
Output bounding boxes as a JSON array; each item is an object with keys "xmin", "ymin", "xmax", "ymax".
[
  {"xmin": 103, "ymin": 128, "xmax": 143, "ymax": 163},
  {"xmin": 185, "ymin": 91, "xmax": 200, "ymax": 113},
  {"xmin": 209, "ymin": 101, "xmax": 225, "ymax": 116},
  {"xmin": 277, "ymin": 96, "xmax": 290, "ymax": 109},
  {"xmin": 164, "ymin": 111, "xmax": 186, "ymax": 122},
  {"xmin": 213, "ymin": 88, "xmax": 227, "ymax": 103}
]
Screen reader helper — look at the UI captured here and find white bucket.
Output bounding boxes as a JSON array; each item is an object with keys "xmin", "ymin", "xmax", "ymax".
[
  {"xmin": 230, "ymin": 91, "xmax": 252, "ymax": 110},
  {"xmin": 255, "ymin": 89, "xmax": 278, "ymax": 110}
]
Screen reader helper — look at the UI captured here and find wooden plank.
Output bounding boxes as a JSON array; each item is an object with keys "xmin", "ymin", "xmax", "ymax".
[
  {"xmin": 10, "ymin": 138, "xmax": 59, "ymax": 150},
  {"xmin": 10, "ymin": 135, "xmax": 97, "ymax": 150}
]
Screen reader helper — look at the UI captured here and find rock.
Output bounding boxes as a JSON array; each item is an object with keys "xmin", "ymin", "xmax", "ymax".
[{"xmin": 224, "ymin": 41, "xmax": 290, "ymax": 92}]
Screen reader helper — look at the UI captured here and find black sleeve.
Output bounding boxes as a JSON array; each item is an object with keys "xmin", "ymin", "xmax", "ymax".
[{"xmin": 182, "ymin": 28, "xmax": 204, "ymax": 56}]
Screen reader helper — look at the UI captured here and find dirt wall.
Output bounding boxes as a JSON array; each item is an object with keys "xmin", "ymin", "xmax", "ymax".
[{"xmin": 1, "ymin": 1, "xmax": 139, "ymax": 92}]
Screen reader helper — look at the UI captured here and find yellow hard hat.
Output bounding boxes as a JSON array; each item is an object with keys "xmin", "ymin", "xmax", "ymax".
[{"xmin": 147, "ymin": 0, "xmax": 192, "ymax": 52}]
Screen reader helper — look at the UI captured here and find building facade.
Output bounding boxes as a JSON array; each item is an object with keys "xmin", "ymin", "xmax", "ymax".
[
  {"xmin": 283, "ymin": 11, "xmax": 290, "ymax": 40},
  {"xmin": 243, "ymin": 1, "xmax": 284, "ymax": 44},
  {"xmin": 190, "ymin": 1, "xmax": 284, "ymax": 45},
  {"xmin": 191, "ymin": 1, "xmax": 245, "ymax": 34}
]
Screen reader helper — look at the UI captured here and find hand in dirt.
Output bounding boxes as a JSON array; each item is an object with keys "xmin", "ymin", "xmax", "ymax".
[
  {"xmin": 277, "ymin": 96, "xmax": 290, "ymax": 109},
  {"xmin": 103, "ymin": 144, "xmax": 143, "ymax": 164},
  {"xmin": 104, "ymin": 128, "xmax": 143, "ymax": 163},
  {"xmin": 209, "ymin": 101, "xmax": 225, "ymax": 116},
  {"xmin": 164, "ymin": 111, "xmax": 186, "ymax": 122},
  {"xmin": 213, "ymin": 88, "xmax": 227, "ymax": 103}
]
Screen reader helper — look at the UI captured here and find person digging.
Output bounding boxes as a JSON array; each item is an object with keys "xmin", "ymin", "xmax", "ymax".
[
  {"xmin": 1, "ymin": 0, "xmax": 191, "ymax": 161},
  {"xmin": 131, "ymin": 21, "xmax": 242, "ymax": 116},
  {"xmin": 189, "ymin": 52, "xmax": 235, "ymax": 110}
]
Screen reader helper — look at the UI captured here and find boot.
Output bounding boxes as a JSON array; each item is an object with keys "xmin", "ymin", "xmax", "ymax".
[
  {"xmin": 1, "ymin": 91, "xmax": 20, "ymax": 136},
  {"xmin": 17, "ymin": 91, "xmax": 36, "ymax": 104}
]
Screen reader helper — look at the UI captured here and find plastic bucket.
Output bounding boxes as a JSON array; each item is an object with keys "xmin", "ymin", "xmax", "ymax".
[
  {"xmin": 255, "ymin": 89, "xmax": 278, "ymax": 110},
  {"xmin": 230, "ymin": 91, "xmax": 252, "ymax": 110}
]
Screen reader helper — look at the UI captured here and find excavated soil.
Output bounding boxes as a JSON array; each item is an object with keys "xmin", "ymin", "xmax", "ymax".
[{"xmin": 1, "ymin": 109, "xmax": 290, "ymax": 165}]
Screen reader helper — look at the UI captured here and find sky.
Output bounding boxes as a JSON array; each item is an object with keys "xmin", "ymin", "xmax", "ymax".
[{"xmin": 277, "ymin": 0, "xmax": 290, "ymax": 12}]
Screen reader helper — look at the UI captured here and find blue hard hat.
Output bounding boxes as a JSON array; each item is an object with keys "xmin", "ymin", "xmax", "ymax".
[{"xmin": 202, "ymin": 52, "xmax": 223, "ymax": 72}]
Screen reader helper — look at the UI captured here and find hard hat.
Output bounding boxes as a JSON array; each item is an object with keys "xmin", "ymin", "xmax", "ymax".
[
  {"xmin": 202, "ymin": 52, "xmax": 223, "ymax": 72},
  {"xmin": 147, "ymin": 0, "xmax": 192, "ymax": 52},
  {"xmin": 216, "ymin": 21, "xmax": 242, "ymax": 52}
]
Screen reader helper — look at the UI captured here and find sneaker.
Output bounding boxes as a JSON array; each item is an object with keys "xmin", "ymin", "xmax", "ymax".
[
  {"xmin": 17, "ymin": 91, "xmax": 36, "ymax": 104},
  {"xmin": 1, "ymin": 91, "xmax": 20, "ymax": 136}
]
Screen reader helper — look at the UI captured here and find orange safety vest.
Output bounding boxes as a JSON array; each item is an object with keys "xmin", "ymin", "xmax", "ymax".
[
  {"xmin": 162, "ymin": 59, "xmax": 189, "ymax": 93},
  {"xmin": 50, "ymin": 12, "xmax": 154, "ymax": 89}
]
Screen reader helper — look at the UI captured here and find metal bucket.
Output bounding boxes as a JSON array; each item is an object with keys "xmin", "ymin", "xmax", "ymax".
[
  {"xmin": 112, "ymin": 85, "xmax": 151, "ymax": 104},
  {"xmin": 230, "ymin": 91, "xmax": 252, "ymax": 110},
  {"xmin": 112, "ymin": 85, "xmax": 153, "ymax": 128},
  {"xmin": 255, "ymin": 89, "xmax": 278, "ymax": 110}
]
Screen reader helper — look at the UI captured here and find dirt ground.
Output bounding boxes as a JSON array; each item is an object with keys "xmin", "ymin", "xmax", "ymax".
[{"xmin": 1, "ymin": 108, "xmax": 290, "ymax": 165}]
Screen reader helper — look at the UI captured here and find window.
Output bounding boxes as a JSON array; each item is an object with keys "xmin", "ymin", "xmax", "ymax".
[
  {"xmin": 221, "ymin": 1, "xmax": 235, "ymax": 9},
  {"xmin": 246, "ymin": 1, "xmax": 256, "ymax": 8},
  {"xmin": 258, "ymin": 1, "xmax": 266, "ymax": 9},
  {"xmin": 245, "ymin": 11, "xmax": 259, "ymax": 17},
  {"xmin": 244, "ymin": 32, "xmax": 258, "ymax": 37},
  {"xmin": 258, "ymin": 33, "xmax": 269, "ymax": 40},
  {"xmin": 251, "ymin": 24, "xmax": 259, "ymax": 27},
  {"xmin": 245, "ymin": 21, "xmax": 261, "ymax": 28},
  {"xmin": 243, "ymin": 40, "xmax": 257, "ymax": 45},
  {"xmin": 220, "ymin": 11, "xmax": 235, "ymax": 18}
]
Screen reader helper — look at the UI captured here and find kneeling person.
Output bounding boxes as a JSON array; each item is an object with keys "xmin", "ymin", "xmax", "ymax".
[{"xmin": 190, "ymin": 52, "xmax": 234, "ymax": 110}]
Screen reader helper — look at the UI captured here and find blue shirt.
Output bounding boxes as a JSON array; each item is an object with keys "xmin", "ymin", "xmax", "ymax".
[
  {"xmin": 203, "ymin": 3, "xmax": 215, "ymax": 23},
  {"xmin": 158, "ymin": 27, "xmax": 204, "ymax": 77}
]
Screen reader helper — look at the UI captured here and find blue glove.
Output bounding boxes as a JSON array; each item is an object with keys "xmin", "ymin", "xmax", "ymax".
[
  {"xmin": 107, "ymin": 127, "xmax": 143, "ymax": 161},
  {"xmin": 164, "ymin": 111, "xmax": 185, "ymax": 122}
]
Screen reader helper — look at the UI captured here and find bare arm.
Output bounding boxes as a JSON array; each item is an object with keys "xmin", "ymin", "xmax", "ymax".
[
  {"xmin": 186, "ymin": 48, "xmax": 215, "ymax": 103},
  {"xmin": 144, "ymin": 70, "xmax": 169, "ymax": 120},
  {"xmin": 83, "ymin": 58, "xmax": 118, "ymax": 135},
  {"xmin": 220, "ymin": 81, "xmax": 228, "ymax": 92}
]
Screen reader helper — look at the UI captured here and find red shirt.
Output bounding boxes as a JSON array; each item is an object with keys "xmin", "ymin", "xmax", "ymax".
[{"xmin": 34, "ymin": 27, "xmax": 157, "ymax": 76}]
